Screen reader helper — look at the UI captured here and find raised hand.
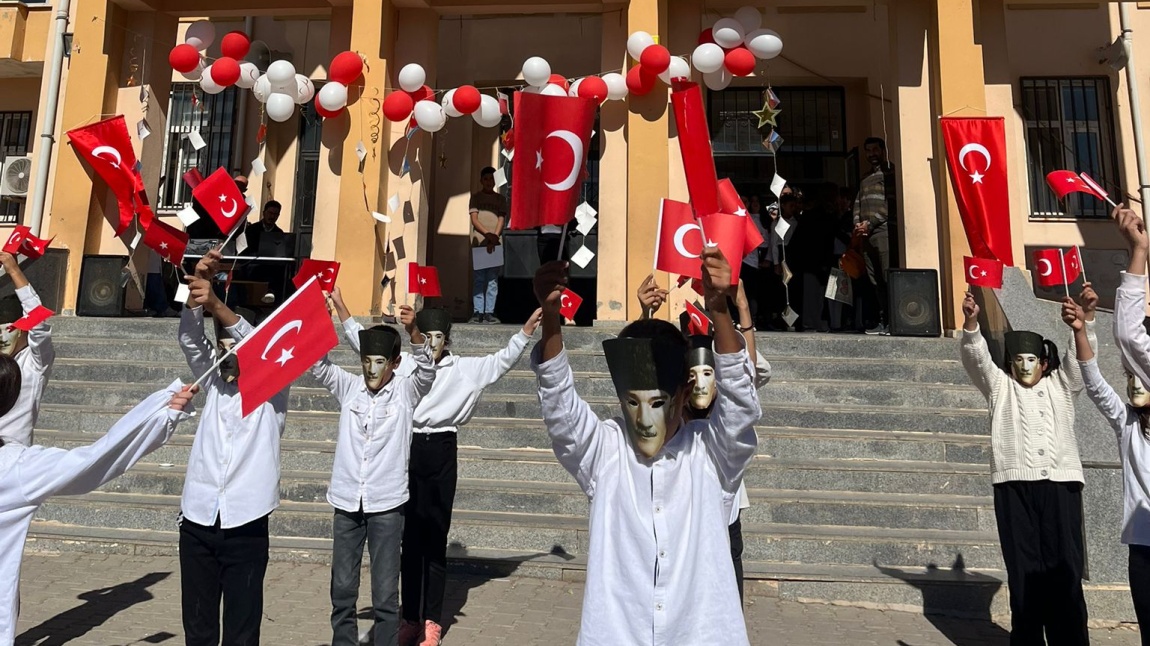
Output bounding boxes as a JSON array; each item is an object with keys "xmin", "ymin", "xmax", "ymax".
[
  {"xmin": 533, "ymin": 261, "xmax": 569, "ymax": 315},
  {"xmin": 1061, "ymin": 296, "xmax": 1085, "ymax": 331},
  {"xmin": 398, "ymin": 304, "xmax": 416, "ymax": 333},
  {"xmin": 700, "ymin": 245, "xmax": 734, "ymax": 310},
  {"xmin": 962, "ymin": 292, "xmax": 979, "ymax": 330},
  {"xmin": 1078, "ymin": 282, "xmax": 1098, "ymax": 319},
  {"xmin": 195, "ymin": 249, "xmax": 224, "ymax": 280},
  {"xmin": 636, "ymin": 273, "xmax": 668, "ymax": 316},
  {"xmin": 1114, "ymin": 204, "xmax": 1149, "ymax": 251},
  {"xmin": 522, "ymin": 308, "xmax": 544, "ymax": 336},
  {"xmin": 185, "ymin": 276, "xmax": 218, "ymax": 311},
  {"xmin": 168, "ymin": 384, "xmax": 199, "ymax": 411}
]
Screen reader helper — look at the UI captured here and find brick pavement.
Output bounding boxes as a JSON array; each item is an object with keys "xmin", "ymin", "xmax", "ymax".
[{"xmin": 14, "ymin": 552, "xmax": 1143, "ymax": 645}]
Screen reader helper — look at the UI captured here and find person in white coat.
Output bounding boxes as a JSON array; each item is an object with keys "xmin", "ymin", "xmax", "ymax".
[
  {"xmin": 0, "ymin": 357, "xmax": 195, "ymax": 645},
  {"xmin": 533, "ymin": 246, "xmax": 760, "ymax": 646},
  {"xmin": 0, "ymin": 251, "xmax": 54, "ymax": 447}
]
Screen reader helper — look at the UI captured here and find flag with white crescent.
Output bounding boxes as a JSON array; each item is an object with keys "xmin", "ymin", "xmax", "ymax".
[
  {"xmin": 962, "ymin": 255, "xmax": 1003, "ymax": 289},
  {"xmin": 234, "ymin": 275, "xmax": 338, "ymax": 417},
  {"xmin": 655, "ymin": 199, "xmax": 705, "ymax": 279},
  {"xmin": 293, "ymin": 259, "xmax": 341, "ymax": 292},
  {"xmin": 66, "ymin": 115, "xmax": 145, "ymax": 236},
  {"xmin": 940, "ymin": 117, "xmax": 1014, "ymax": 266},
  {"xmin": 1032, "ymin": 248, "xmax": 1071, "ymax": 289},
  {"xmin": 508, "ymin": 92, "xmax": 596, "ymax": 230},
  {"xmin": 192, "ymin": 167, "xmax": 249, "ymax": 237},
  {"xmin": 3, "ymin": 225, "xmax": 52, "ymax": 260},
  {"xmin": 559, "ymin": 287, "xmax": 583, "ymax": 321}
]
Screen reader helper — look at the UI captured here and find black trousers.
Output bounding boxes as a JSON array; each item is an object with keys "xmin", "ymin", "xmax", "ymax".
[
  {"xmin": 729, "ymin": 514, "xmax": 744, "ymax": 603},
  {"xmin": 401, "ymin": 432, "xmax": 459, "ymax": 626},
  {"xmin": 993, "ymin": 480, "xmax": 1089, "ymax": 646},
  {"xmin": 179, "ymin": 514, "xmax": 270, "ymax": 646},
  {"xmin": 1129, "ymin": 545, "xmax": 1150, "ymax": 645}
]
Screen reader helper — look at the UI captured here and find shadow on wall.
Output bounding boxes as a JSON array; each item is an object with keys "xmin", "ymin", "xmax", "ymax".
[{"xmin": 877, "ymin": 555, "xmax": 1010, "ymax": 646}]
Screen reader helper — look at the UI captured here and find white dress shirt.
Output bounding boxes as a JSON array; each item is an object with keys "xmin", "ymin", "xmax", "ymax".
[
  {"xmin": 730, "ymin": 350, "xmax": 771, "ymax": 524},
  {"xmin": 314, "ymin": 342, "xmax": 436, "ymax": 513},
  {"xmin": 0, "ymin": 285, "xmax": 54, "ymax": 447},
  {"xmin": 343, "ymin": 319, "xmax": 530, "ymax": 433},
  {"xmin": 0, "ymin": 381, "xmax": 191, "ymax": 645},
  {"xmin": 178, "ymin": 306, "xmax": 289, "ymax": 528},
  {"xmin": 533, "ymin": 345, "xmax": 761, "ymax": 646},
  {"xmin": 1115, "ymin": 271, "xmax": 1150, "ymax": 388}
]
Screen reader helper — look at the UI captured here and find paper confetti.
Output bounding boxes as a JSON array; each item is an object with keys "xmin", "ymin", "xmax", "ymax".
[
  {"xmin": 570, "ymin": 245, "xmax": 596, "ymax": 269},
  {"xmin": 372, "ymin": 211, "xmax": 391, "ymax": 224},
  {"xmin": 770, "ymin": 173, "xmax": 787, "ymax": 199},
  {"xmin": 174, "ymin": 283, "xmax": 191, "ymax": 305},
  {"xmin": 250, "ymin": 157, "xmax": 266, "ymax": 175},
  {"xmin": 355, "ymin": 141, "xmax": 367, "ymax": 163},
  {"xmin": 176, "ymin": 207, "xmax": 200, "ymax": 227},
  {"xmin": 186, "ymin": 130, "xmax": 206, "ymax": 151},
  {"xmin": 387, "ymin": 194, "xmax": 400, "ymax": 213},
  {"xmin": 493, "ymin": 167, "xmax": 508, "ymax": 189}
]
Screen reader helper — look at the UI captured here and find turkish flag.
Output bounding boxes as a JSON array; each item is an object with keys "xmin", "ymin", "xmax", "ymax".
[
  {"xmin": 508, "ymin": 92, "xmax": 596, "ymax": 230},
  {"xmin": 141, "ymin": 219, "xmax": 189, "ymax": 265},
  {"xmin": 963, "ymin": 256, "xmax": 1004, "ymax": 289},
  {"xmin": 1033, "ymin": 248, "xmax": 1070, "ymax": 288},
  {"xmin": 656, "ymin": 199, "xmax": 705, "ymax": 279},
  {"xmin": 408, "ymin": 263, "xmax": 442, "ymax": 298},
  {"xmin": 66, "ymin": 115, "xmax": 144, "ymax": 236},
  {"xmin": 182, "ymin": 168, "xmax": 205, "ymax": 190},
  {"xmin": 1046, "ymin": 170, "xmax": 1105, "ymax": 202},
  {"xmin": 559, "ymin": 288, "xmax": 583, "ymax": 320},
  {"xmin": 684, "ymin": 300, "xmax": 712, "ymax": 336},
  {"xmin": 670, "ymin": 82, "xmax": 720, "ymax": 217},
  {"xmin": 940, "ymin": 117, "xmax": 1013, "ymax": 266},
  {"xmin": 234, "ymin": 276, "xmax": 337, "ymax": 416},
  {"xmin": 192, "ymin": 168, "xmax": 249, "ymax": 236},
  {"xmin": 717, "ymin": 178, "xmax": 764, "ymax": 256},
  {"xmin": 699, "ymin": 211, "xmax": 747, "ymax": 285},
  {"xmin": 9, "ymin": 305, "xmax": 53, "ymax": 332},
  {"xmin": 293, "ymin": 259, "xmax": 341, "ymax": 292},
  {"xmin": 3, "ymin": 225, "xmax": 52, "ymax": 260},
  {"xmin": 1063, "ymin": 245, "xmax": 1083, "ymax": 284}
]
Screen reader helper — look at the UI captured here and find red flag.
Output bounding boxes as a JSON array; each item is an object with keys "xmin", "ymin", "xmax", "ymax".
[
  {"xmin": 699, "ymin": 211, "xmax": 747, "ymax": 285},
  {"xmin": 559, "ymin": 288, "xmax": 583, "ymax": 320},
  {"xmin": 3, "ymin": 225, "xmax": 52, "ymax": 260},
  {"xmin": 1045, "ymin": 170, "xmax": 1105, "ymax": 201},
  {"xmin": 1063, "ymin": 245, "xmax": 1083, "ymax": 284},
  {"xmin": 684, "ymin": 300, "xmax": 712, "ymax": 336},
  {"xmin": 655, "ymin": 199, "xmax": 705, "ymax": 279},
  {"xmin": 670, "ymin": 81, "xmax": 720, "ymax": 216},
  {"xmin": 508, "ymin": 92, "xmax": 596, "ymax": 230},
  {"xmin": 192, "ymin": 168, "xmax": 249, "ymax": 236},
  {"xmin": 940, "ymin": 117, "xmax": 1014, "ymax": 266},
  {"xmin": 234, "ymin": 277, "xmax": 338, "ymax": 416},
  {"xmin": 1080, "ymin": 173, "xmax": 1110, "ymax": 202},
  {"xmin": 1032, "ymin": 248, "xmax": 1068, "ymax": 288},
  {"xmin": 9, "ymin": 305, "xmax": 53, "ymax": 332},
  {"xmin": 963, "ymin": 256, "xmax": 1004, "ymax": 289},
  {"xmin": 141, "ymin": 219, "xmax": 189, "ymax": 265},
  {"xmin": 66, "ymin": 115, "xmax": 143, "ymax": 236},
  {"xmin": 717, "ymin": 178, "xmax": 764, "ymax": 256},
  {"xmin": 182, "ymin": 168, "xmax": 205, "ymax": 190},
  {"xmin": 292, "ymin": 259, "xmax": 341, "ymax": 292},
  {"xmin": 408, "ymin": 263, "xmax": 442, "ymax": 298}
]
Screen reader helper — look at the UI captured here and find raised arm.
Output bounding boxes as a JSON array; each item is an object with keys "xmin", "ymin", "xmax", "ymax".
[
  {"xmin": 2, "ymin": 253, "xmax": 53, "ymax": 370},
  {"xmin": 471, "ymin": 309, "xmax": 539, "ymax": 389},
  {"xmin": 959, "ymin": 293, "xmax": 999, "ymax": 398},
  {"xmin": 636, "ymin": 274, "xmax": 667, "ymax": 320},
  {"xmin": 1071, "ymin": 299, "xmax": 1128, "ymax": 440},
  {"xmin": 178, "ymin": 305, "xmax": 216, "ymax": 381},
  {"xmin": 1114, "ymin": 205, "xmax": 1150, "ymax": 385},
  {"xmin": 531, "ymin": 344, "xmax": 610, "ymax": 496},
  {"xmin": 406, "ymin": 338, "xmax": 436, "ymax": 403},
  {"xmin": 1057, "ymin": 297, "xmax": 1094, "ymax": 394}
]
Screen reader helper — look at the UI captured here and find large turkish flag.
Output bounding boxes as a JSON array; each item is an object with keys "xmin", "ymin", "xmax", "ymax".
[
  {"xmin": 509, "ymin": 92, "xmax": 596, "ymax": 230},
  {"xmin": 941, "ymin": 117, "xmax": 1013, "ymax": 266},
  {"xmin": 66, "ymin": 115, "xmax": 144, "ymax": 236},
  {"xmin": 670, "ymin": 81, "xmax": 720, "ymax": 217}
]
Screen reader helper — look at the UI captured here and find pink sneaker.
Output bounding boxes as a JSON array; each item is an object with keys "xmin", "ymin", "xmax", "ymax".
[
  {"xmin": 398, "ymin": 619, "xmax": 423, "ymax": 646},
  {"xmin": 419, "ymin": 620, "xmax": 443, "ymax": 646}
]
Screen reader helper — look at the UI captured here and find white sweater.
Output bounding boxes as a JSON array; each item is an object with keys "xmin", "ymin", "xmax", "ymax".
[{"xmin": 961, "ymin": 323, "xmax": 1094, "ymax": 484}]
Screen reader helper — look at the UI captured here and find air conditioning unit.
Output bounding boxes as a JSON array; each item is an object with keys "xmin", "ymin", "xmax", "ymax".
[{"xmin": 0, "ymin": 156, "xmax": 32, "ymax": 200}]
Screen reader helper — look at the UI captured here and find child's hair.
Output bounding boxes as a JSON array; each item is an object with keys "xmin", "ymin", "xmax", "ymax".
[{"xmin": 1041, "ymin": 340, "xmax": 1060, "ymax": 377}]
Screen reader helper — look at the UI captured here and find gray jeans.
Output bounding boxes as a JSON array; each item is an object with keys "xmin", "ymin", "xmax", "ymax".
[{"xmin": 330, "ymin": 506, "xmax": 405, "ymax": 646}]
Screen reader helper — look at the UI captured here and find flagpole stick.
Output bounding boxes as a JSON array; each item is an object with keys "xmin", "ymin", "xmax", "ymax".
[
  {"xmin": 557, "ymin": 221, "xmax": 569, "ymax": 262},
  {"xmin": 1077, "ymin": 245, "xmax": 1088, "ymax": 284},
  {"xmin": 1060, "ymin": 249, "xmax": 1070, "ymax": 299},
  {"xmin": 191, "ymin": 343, "xmax": 238, "ymax": 391}
]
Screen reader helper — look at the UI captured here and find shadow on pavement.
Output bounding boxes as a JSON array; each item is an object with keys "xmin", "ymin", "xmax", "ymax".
[{"xmin": 16, "ymin": 571, "xmax": 172, "ymax": 646}]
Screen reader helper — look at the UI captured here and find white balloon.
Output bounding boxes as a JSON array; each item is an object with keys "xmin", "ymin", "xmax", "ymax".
[
  {"xmin": 540, "ymin": 84, "xmax": 567, "ymax": 97},
  {"xmin": 235, "ymin": 62, "xmax": 259, "ymax": 89},
  {"xmin": 703, "ymin": 68, "xmax": 732, "ymax": 91},
  {"xmin": 733, "ymin": 6, "xmax": 762, "ymax": 32},
  {"xmin": 185, "ymin": 20, "xmax": 216, "ymax": 51},
  {"xmin": 627, "ymin": 31, "xmax": 655, "ymax": 60},
  {"xmin": 413, "ymin": 100, "xmax": 446, "ymax": 132},
  {"xmin": 658, "ymin": 56, "xmax": 691, "ymax": 84},
  {"xmin": 712, "ymin": 18, "xmax": 746, "ymax": 49},
  {"xmin": 200, "ymin": 65, "xmax": 225, "ymax": 95},
  {"xmin": 266, "ymin": 93, "xmax": 296, "ymax": 123},
  {"xmin": 745, "ymin": 28, "xmax": 784, "ymax": 60},
  {"xmin": 294, "ymin": 75, "xmax": 316, "ymax": 105},
  {"xmin": 472, "ymin": 94, "xmax": 502, "ymax": 128},
  {"xmin": 521, "ymin": 86, "xmax": 543, "ymax": 95},
  {"xmin": 602, "ymin": 72, "xmax": 628, "ymax": 101},
  {"xmin": 317, "ymin": 82, "xmax": 349, "ymax": 111},
  {"xmin": 441, "ymin": 89, "xmax": 463, "ymax": 118},
  {"xmin": 522, "ymin": 57, "xmax": 551, "ymax": 87},
  {"xmin": 568, "ymin": 78, "xmax": 584, "ymax": 97},
  {"xmin": 181, "ymin": 59, "xmax": 206, "ymax": 82},
  {"xmin": 266, "ymin": 60, "xmax": 296, "ymax": 86},
  {"xmin": 252, "ymin": 74, "xmax": 271, "ymax": 103},
  {"xmin": 398, "ymin": 64, "xmax": 426, "ymax": 93},
  {"xmin": 692, "ymin": 43, "xmax": 725, "ymax": 74}
]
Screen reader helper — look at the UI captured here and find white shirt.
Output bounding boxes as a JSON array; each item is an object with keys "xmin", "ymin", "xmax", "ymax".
[
  {"xmin": 0, "ymin": 285, "xmax": 54, "ymax": 447},
  {"xmin": 731, "ymin": 350, "xmax": 771, "ymax": 523},
  {"xmin": 314, "ymin": 343, "xmax": 436, "ymax": 513},
  {"xmin": 0, "ymin": 381, "xmax": 191, "ymax": 645},
  {"xmin": 533, "ymin": 345, "xmax": 761, "ymax": 646},
  {"xmin": 1114, "ymin": 271, "xmax": 1150, "ymax": 388},
  {"xmin": 178, "ymin": 306, "xmax": 288, "ymax": 528},
  {"xmin": 342, "ymin": 319, "xmax": 530, "ymax": 433}
]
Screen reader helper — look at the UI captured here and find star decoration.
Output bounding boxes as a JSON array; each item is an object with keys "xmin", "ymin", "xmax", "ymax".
[
  {"xmin": 734, "ymin": 207, "xmax": 747, "ymax": 216},
  {"xmin": 752, "ymin": 100, "xmax": 782, "ymax": 129},
  {"xmin": 970, "ymin": 171, "xmax": 984, "ymax": 184},
  {"xmin": 276, "ymin": 347, "xmax": 295, "ymax": 366},
  {"xmin": 980, "ymin": 270, "xmax": 987, "ymax": 277},
  {"xmin": 535, "ymin": 151, "xmax": 543, "ymax": 170},
  {"xmin": 159, "ymin": 242, "xmax": 168, "ymax": 250},
  {"xmin": 218, "ymin": 194, "xmax": 227, "ymax": 203}
]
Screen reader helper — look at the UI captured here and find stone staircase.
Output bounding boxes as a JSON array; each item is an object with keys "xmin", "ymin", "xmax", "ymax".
[{"xmin": 25, "ymin": 316, "xmax": 1016, "ymax": 618}]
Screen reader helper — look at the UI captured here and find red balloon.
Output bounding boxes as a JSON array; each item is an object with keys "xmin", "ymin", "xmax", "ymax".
[
  {"xmin": 211, "ymin": 57, "xmax": 241, "ymax": 87},
  {"xmin": 407, "ymin": 85, "xmax": 434, "ymax": 104},
  {"xmin": 724, "ymin": 46, "xmax": 756, "ymax": 77},
  {"xmin": 315, "ymin": 100, "xmax": 342, "ymax": 119},
  {"xmin": 576, "ymin": 76, "xmax": 609, "ymax": 103},
  {"xmin": 625, "ymin": 64, "xmax": 656, "ymax": 96},
  {"xmin": 168, "ymin": 44, "xmax": 201, "ymax": 74},
  {"xmin": 220, "ymin": 31, "xmax": 251, "ymax": 60},
  {"xmin": 330, "ymin": 51, "xmax": 364, "ymax": 85},
  {"xmin": 382, "ymin": 91, "xmax": 415, "ymax": 122},
  {"xmin": 452, "ymin": 85, "xmax": 482, "ymax": 115},
  {"xmin": 698, "ymin": 28, "xmax": 715, "ymax": 45},
  {"xmin": 640, "ymin": 45, "xmax": 671, "ymax": 75},
  {"xmin": 548, "ymin": 74, "xmax": 570, "ymax": 92}
]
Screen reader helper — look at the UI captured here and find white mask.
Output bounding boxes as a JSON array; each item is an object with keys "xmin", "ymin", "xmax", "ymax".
[
  {"xmin": 1130, "ymin": 373, "xmax": 1150, "ymax": 408},
  {"xmin": 427, "ymin": 331, "xmax": 447, "ymax": 362},
  {"xmin": 0, "ymin": 325, "xmax": 25, "ymax": 358},
  {"xmin": 622, "ymin": 388, "xmax": 679, "ymax": 458},
  {"xmin": 361, "ymin": 354, "xmax": 394, "ymax": 391},
  {"xmin": 687, "ymin": 364, "xmax": 716, "ymax": 411},
  {"xmin": 1011, "ymin": 353, "xmax": 1043, "ymax": 387}
]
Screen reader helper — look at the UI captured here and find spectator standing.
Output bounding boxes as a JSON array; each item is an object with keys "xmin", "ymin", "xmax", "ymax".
[
  {"xmin": 739, "ymin": 193, "xmax": 770, "ymax": 330},
  {"xmin": 242, "ymin": 200, "xmax": 289, "ymax": 305},
  {"xmin": 469, "ymin": 167, "xmax": 506, "ymax": 325},
  {"xmin": 853, "ymin": 137, "xmax": 898, "ymax": 335}
]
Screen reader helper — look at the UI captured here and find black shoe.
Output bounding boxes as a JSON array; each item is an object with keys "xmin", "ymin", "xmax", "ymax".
[
  {"xmin": 482, "ymin": 313, "xmax": 501, "ymax": 325},
  {"xmin": 468, "ymin": 312, "xmax": 483, "ymax": 324}
]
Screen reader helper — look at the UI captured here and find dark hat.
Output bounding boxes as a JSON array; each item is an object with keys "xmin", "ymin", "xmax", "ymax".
[
  {"xmin": 0, "ymin": 296, "xmax": 21, "ymax": 325},
  {"xmin": 1005, "ymin": 331, "xmax": 1045, "ymax": 362},
  {"xmin": 415, "ymin": 308, "xmax": 452, "ymax": 336},
  {"xmin": 360, "ymin": 325, "xmax": 401, "ymax": 358},
  {"xmin": 602, "ymin": 337, "xmax": 687, "ymax": 398},
  {"xmin": 686, "ymin": 335, "xmax": 714, "ymax": 369}
]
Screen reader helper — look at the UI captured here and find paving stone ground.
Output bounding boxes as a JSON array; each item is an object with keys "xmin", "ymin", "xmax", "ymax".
[{"xmin": 13, "ymin": 552, "xmax": 1143, "ymax": 645}]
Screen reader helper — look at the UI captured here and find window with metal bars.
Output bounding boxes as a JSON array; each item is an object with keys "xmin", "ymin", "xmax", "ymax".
[
  {"xmin": 708, "ymin": 87, "xmax": 845, "ymax": 155},
  {"xmin": 157, "ymin": 83, "xmax": 238, "ymax": 211},
  {"xmin": 0, "ymin": 111, "xmax": 33, "ymax": 224},
  {"xmin": 1021, "ymin": 77, "xmax": 1120, "ymax": 219}
]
